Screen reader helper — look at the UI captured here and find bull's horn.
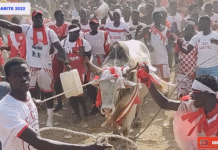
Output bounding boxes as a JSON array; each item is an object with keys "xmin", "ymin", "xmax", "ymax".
[
  {"xmin": 123, "ymin": 62, "xmax": 139, "ymax": 77},
  {"xmin": 84, "ymin": 56, "xmax": 103, "ymax": 76}
]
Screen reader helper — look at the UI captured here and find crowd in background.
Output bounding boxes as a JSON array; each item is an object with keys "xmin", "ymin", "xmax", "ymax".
[{"xmin": 0, "ymin": 0, "xmax": 218, "ymax": 149}]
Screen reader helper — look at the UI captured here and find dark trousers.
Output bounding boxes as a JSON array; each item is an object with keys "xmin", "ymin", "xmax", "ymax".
[
  {"xmin": 86, "ymin": 85, "xmax": 98, "ymax": 105},
  {"xmin": 69, "ymin": 96, "xmax": 88, "ymax": 117}
]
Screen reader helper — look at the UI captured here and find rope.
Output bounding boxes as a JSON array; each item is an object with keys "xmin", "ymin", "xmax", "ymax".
[
  {"xmin": 40, "ymin": 127, "xmax": 138, "ymax": 149},
  {"xmin": 134, "ymin": 52, "xmax": 218, "ymax": 140},
  {"xmin": 35, "ymin": 80, "xmax": 97, "ymax": 104}
]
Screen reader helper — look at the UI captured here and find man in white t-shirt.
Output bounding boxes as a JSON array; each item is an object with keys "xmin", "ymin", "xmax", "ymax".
[
  {"xmin": 79, "ymin": 8, "xmax": 90, "ymax": 33},
  {"xmin": 105, "ymin": 9, "xmax": 132, "ymax": 43},
  {"xmin": 0, "ymin": 10, "xmax": 72, "ymax": 127},
  {"xmin": 179, "ymin": 16, "xmax": 218, "ymax": 80},
  {"xmin": 84, "ymin": 18, "xmax": 111, "ymax": 115},
  {"xmin": 71, "ymin": 0, "xmax": 80, "ymax": 19},
  {"xmin": 129, "ymin": 10, "xmax": 147, "ymax": 43},
  {"xmin": 154, "ymin": 0, "xmax": 165, "ymax": 12},
  {"xmin": 0, "ymin": 57, "xmax": 111, "ymax": 150},
  {"xmin": 205, "ymin": 3, "xmax": 218, "ymax": 30},
  {"xmin": 167, "ymin": 1, "xmax": 185, "ymax": 33}
]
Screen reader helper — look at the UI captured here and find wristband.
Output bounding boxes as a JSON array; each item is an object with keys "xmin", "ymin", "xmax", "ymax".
[{"xmin": 137, "ymin": 62, "xmax": 153, "ymax": 88}]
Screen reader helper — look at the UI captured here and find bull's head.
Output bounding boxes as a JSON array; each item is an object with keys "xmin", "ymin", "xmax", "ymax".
[{"xmin": 84, "ymin": 59, "xmax": 138, "ymax": 116}]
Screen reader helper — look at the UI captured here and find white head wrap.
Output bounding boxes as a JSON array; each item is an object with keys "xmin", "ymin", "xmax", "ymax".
[
  {"xmin": 68, "ymin": 27, "xmax": 80, "ymax": 33},
  {"xmin": 113, "ymin": 9, "xmax": 122, "ymax": 17},
  {"xmin": 192, "ymin": 80, "xmax": 217, "ymax": 96},
  {"xmin": 64, "ymin": 27, "xmax": 80, "ymax": 54}
]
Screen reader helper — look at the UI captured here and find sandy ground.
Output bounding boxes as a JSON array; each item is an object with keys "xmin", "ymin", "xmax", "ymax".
[
  {"xmin": 38, "ymin": 90, "xmax": 180, "ymax": 150},
  {"xmin": 39, "ymin": 62, "xmax": 180, "ymax": 150}
]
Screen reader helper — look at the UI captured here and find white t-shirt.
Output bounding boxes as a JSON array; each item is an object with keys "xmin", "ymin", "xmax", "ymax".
[
  {"xmin": 104, "ymin": 21, "xmax": 130, "ymax": 43},
  {"xmin": 150, "ymin": 26, "xmax": 169, "ymax": 65},
  {"xmin": 72, "ymin": 9, "xmax": 79, "ymax": 19},
  {"xmin": 190, "ymin": 31, "xmax": 218, "ymax": 68},
  {"xmin": 61, "ymin": 38, "xmax": 91, "ymax": 54},
  {"xmin": 21, "ymin": 24, "xmax": 59, "ymax": 69},
  {"xmin": 167, "ymin": 13, "xmax": 184, "ymax": 32},
  {"xmin": 0, "ymin": 92, "xmax": 39, "ymax": 150},
  {"xmin": 210, "ymin": 13, "xmax": 218, "ymax": 25},
  {"xmin": 128, "ymin": 21, "xmax": 147, "ymax": 43},
  {"xmin": 84, "ymin": 30, "xmax": 111, "ymax": 55}
]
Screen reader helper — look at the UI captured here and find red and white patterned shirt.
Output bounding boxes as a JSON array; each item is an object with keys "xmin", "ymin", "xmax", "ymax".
[{"xmin": 175, "ymin": 37, "xmax": 197, "ymax": 78}]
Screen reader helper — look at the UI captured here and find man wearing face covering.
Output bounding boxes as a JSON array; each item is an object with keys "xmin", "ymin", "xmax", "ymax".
[{"xmin": 104, "ymin": 9, "xmax": 132, "ymax": 43}]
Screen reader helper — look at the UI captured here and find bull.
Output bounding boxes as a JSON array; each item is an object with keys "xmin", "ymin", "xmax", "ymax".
[{"xmin": 85, "ymin": 40, "xmax": 168, "ymax": 147}]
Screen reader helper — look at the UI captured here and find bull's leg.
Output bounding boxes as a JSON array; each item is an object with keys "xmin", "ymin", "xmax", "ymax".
[
  {"xmin": 112, "ymin": 123, "xmax": 120, "ymax": 135},
  {"xmin": 133, "ymin": 102, "xmax": 142, "ymax": 128},
  {"xmin": 120, "ymin": 104, "xmax": 137, "ymax": 150},
  {"xmin": 133, "ymin": 84, "xmax": 147, "ymax": 128}
]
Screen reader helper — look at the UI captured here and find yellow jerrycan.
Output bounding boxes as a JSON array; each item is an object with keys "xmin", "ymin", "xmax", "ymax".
[{"xmin": 60, "ymin": 69, "xmax": 84, "ymax": 98}]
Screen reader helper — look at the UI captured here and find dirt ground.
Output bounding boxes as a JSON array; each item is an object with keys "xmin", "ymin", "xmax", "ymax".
[{"xmin": 38, "ymin": 88, "xmax": 180, "ymax": 150}]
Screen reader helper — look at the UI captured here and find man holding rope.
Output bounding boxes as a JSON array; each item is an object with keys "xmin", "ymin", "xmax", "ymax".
[
  {"xmin": 0, "ymin": 57, "xmax": 111, "ymax": 150},
  {"xmin": 137, "ymin": 62, "xmax": 218, "ymax": 149}
]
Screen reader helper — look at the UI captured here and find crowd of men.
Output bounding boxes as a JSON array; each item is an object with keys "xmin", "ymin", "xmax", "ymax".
[{"xmin": 1, "ymin": 0, "xmax": 218, "ymax": 149}]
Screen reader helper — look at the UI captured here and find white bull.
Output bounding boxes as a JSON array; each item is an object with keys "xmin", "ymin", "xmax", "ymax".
[{"xmin": 85, "ymin": 40, "xmax": 166, "ymax": 145}]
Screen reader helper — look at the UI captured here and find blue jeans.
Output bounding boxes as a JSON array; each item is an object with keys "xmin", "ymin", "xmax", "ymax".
[{"xmin": 196, "ymin": 66, "xmax": 218, "ymax": 80}]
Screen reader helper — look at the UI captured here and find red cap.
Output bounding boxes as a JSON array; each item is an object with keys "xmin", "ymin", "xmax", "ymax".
[
  {"xmin": 32, "ymin": 10, "xmax": 43, "ymax": 17},
  {"xmin": 90, "ymin": 18, "xmax": 99, "ymax": 24}
]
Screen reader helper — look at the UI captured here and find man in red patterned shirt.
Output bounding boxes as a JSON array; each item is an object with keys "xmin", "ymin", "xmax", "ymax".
[{"xmin": 175, "ymin": 23, "xmax": 197, "ymax": 98}]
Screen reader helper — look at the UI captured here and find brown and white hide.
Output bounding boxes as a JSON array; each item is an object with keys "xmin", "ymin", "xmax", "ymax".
[{"xmin": 85, "ymin": 40, "xmax": 151, "ymax": 140}]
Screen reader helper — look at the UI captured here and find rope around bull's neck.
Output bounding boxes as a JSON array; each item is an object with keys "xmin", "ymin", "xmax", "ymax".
[
  {"xmin": 39, "ymin": 127, "xmax": 139, "ymax": 149},
  {"xmin": 134, "ymin": 52, "xmax": 218, "ymax": 140}
]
